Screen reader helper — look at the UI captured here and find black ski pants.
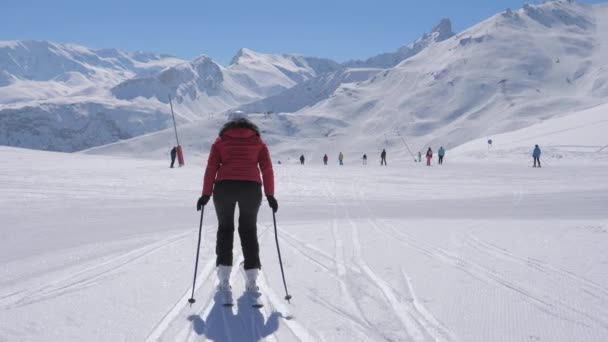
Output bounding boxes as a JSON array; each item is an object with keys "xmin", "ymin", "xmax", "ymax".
[
  {"xmin": 381, "ymin": 156, "xmax": 387, "ymax": 165},
  {"xmin": 438, "ymin": 156, "xmax": 444, "ymax": 165},
  {"xmin": 533, "ymin": 157, "xmax": 541, "ymax": 167},
  {"xmin": 213, "ymin": 180, "xmax": 262, "ymax": 270}
]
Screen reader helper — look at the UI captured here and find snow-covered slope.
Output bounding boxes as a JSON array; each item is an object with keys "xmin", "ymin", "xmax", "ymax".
[
  {"xmin": 344, "ymin": 18, "xmax": 455, "ymax": 69},
  {"xmin": 452, "ymin": 101, "xmax": 608, "ymax": 162},
  {"xmin": 0, "ymin": 102, "xmax": 174, "ymax": 152},
  {"xmin": 82, "ymin": 111, "xmax": 351, "ymax": 161},
  {"xmin": 235, "ymin": 68, "xmax": 382, "ymax": 114},
  {"xmin": 0, "ymin": 41, "xmax": 190, "ymax": 152},
  {"xmin": 290, "ymin": 0, "xmax": 608, "ymax": 154},
  {"xmin": 83, "ymin": 95, "xmax": 608, "ymax": 170},
  {"xmin": 2, "ymin": 138, "xmax": 608, "ymax": 341},
  {"xmin": 228, "ymin": 48, "xmax": 340, "ymax": 96},
  {"xmin": 234, "ymin": 19, "xmax": 455, "ymax": 116}
]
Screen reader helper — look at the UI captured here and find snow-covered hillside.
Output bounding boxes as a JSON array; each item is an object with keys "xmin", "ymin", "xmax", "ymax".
[
  {"xmin": 452, "ymin": 101, "xmax": 608, "ymax": 162},
  {"xmin": 290, "ymin": 0, "xmax": 608, "ymax": 154},
  {"xmin": 233, "ymin": 19, "xmax": 456, "ymax": 116},
  {"xmin": 0, "ymin": 41, "xmax": 189, "ymax": 151},
  {"xmin": 228, "ymin": 48, "xmax": 341, "ymax": 96},
  {"xmin": 235, "ymin": 68, "xmax": 382, "ymax": 115}
]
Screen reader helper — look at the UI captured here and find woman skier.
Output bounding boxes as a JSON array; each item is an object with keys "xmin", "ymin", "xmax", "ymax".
[
  {"xmin": 197, "ymin": 118, "xmax": 278, "ymax": 306},
  {"xmin": 426, "ymin": 147, "xmax": 433, "ymax": 166}
]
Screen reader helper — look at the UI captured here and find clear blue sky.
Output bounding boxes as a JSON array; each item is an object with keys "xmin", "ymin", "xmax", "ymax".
[{"xmin": 2, "ymin": 0, "xmax": 605, "ymax": 65}]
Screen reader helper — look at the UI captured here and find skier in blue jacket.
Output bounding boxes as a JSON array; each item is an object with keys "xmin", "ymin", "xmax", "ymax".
[
  {"xmin": 438, "ymin": 146, "xmax": 445, "ymax": 165},
  {"xmin": 532, "ymin": 144, "xmax": 541, "ymax": 168}
]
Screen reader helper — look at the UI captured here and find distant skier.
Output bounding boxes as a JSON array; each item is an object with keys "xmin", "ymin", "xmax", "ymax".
[
  {"xmin": 323, "ymin": 154, "xmax": 328, "ymax": 165},
  {"xmin": 362, "ymin": 154, "xmax": 367, "ymax": 165},
  {"xmin": 426, "ymin": 147, "xmax": 433, "ymax": 166},
  {"xmin": 418, "ymin": 151, "xmax": 422, "ymax": 163},
  {"xmin": 533, "ymin": 144, "xmax": 542, "ymax": 168},
  {"xmin": 170, "ymin": 146, "xmax": 177, "ymax": 168},
  {"xmin": 381, "ymin": 149, "xmax": 387, "ymax": 165},
  {"xmin": 197, "ymin": 118, "xmax": 277, "ymax": 306},
  {"xmin": 338, "ymin": 152, "xmax": 344, "ymax": 165},
  {"xmin": 438, "ymin": 146, "xmax": 445, "ymax": 165},
  {"xmin": 300, "ymin": 154, "xmax": 305, "ymax": 165}
]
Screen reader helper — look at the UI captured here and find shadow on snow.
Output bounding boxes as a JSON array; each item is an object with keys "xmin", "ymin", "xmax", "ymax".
[{"xmin": 187, "ymin": 292, "xmax": 282, "ymax": 341}]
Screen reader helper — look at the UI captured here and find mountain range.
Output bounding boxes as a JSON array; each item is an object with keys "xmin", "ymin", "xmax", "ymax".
[{"xmin": 1, "ymin": 0, "xmax": 607, "ymax": 155}]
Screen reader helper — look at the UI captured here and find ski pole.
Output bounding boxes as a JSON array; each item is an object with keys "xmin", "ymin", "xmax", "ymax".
[
  {"xmin": 272, "ymin": 211, "xmax": 292, "ymax": 303},
  {"xmin": 188, "ymin": 207, "xmax": 205, "ymax": 305}
]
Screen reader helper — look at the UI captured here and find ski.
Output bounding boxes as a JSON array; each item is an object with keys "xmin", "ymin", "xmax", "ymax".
[
  {"xmin": 247, "ymin": 290, "xmax": 264, "ymax": 309},
  {"xmin": 239, "ymin": 261, "xmax": 264, "ymax": 308},
  {"xmin": 217, "ymin": 286, "xmax": 234, "ymax": 307}
]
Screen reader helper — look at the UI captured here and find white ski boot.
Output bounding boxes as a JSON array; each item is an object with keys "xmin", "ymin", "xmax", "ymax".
[
  {"xmin": 217, "ymin": 265, "xmax": 234, "ymax": 306},
  {"xmin": 244, "ymin": 268, "xmax": 264, "ymax": 308}
]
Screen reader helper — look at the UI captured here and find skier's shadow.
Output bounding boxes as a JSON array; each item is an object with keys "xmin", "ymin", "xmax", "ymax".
[{"xmin": 188, "ymin": 292, "xmax": 281, "ymax": 341}]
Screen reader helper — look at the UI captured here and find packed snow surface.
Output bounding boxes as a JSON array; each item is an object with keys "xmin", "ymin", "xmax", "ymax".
[{"xmin": 1, "ymin": 141, "xmax": 607, "ymax": 341}]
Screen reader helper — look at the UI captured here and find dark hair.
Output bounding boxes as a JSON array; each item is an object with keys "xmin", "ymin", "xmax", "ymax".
[{"xmin": 219, "ymin": 118, "xmax": 260, "ymax": 137}]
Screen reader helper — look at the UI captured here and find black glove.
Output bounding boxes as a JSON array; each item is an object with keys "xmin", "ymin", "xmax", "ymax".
[
  {"xmin": 267, "ymin": 196, "xmax": 278, "ymax": 213},
  {"xmin": 197, "ymin": 195, "xmax": 211, "ymax": 211}
]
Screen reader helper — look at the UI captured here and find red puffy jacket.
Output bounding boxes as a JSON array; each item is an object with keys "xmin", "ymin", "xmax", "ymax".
[{"xmin": 202, "ymin": 128, "xmax": 274, "ymax": 196}]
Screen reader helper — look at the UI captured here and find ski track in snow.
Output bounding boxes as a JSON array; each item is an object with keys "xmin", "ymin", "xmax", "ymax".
[
  {"xmin": 463, "ymin": 233, "xmax": 608, "ymax": 322},
  {"xmin": 350, "ymin": 176, "xmax": 455, "ymax": 342},
  {"xmin": 373, "ymin": 218, "xmax": 608, "ymax": 332},
  {"xmin": 0, "ymin": 231, "xmax": 190, "ymax": 310},
  {"xmin": 321, "ymin": 177, "xmax": 387, "ymax": 341},
  {"xmin": 346, "ymin": 176, "xmax": 452, "ymax": 342},
  {"xmin": 148, "ymin": 219, "xmax": 314, "ymax": 342}
]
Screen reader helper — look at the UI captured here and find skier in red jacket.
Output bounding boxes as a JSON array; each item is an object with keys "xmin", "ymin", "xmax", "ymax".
[{"xmin": 197, "ymin": 118, "xmax": 277, "ymax": 304}]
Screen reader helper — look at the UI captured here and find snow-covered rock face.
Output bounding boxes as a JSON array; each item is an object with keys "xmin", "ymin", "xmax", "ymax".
[{"xmin": 112, "ymin": 55, "xmax": 226, "ymax": 104}]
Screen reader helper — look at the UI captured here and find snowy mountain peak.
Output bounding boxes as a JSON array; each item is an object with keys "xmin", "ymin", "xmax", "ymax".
[
  {"xmin": 519, "ymin": 0, "xmax": 592, "ymax": 29},
  {"xmin": 431, "ymin": 18, "xmax": 454, "ymax": 41},
  {"xmin": 230, "ymin": 48, "xmax": 260, "ymax": 65},
  {"xmin": 191, "ymin": 54, "xmax": 216, "ymax": 67}
]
